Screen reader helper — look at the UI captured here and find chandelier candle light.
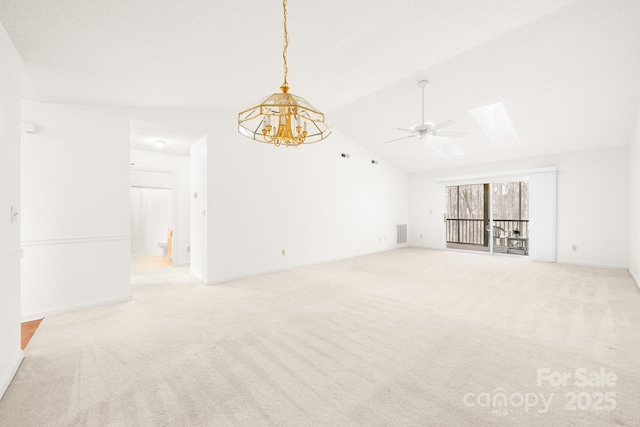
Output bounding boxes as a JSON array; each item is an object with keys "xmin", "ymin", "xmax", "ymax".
[{"xmin": 237, "ymin": 0, "xmax": 331, "ymax": 147}]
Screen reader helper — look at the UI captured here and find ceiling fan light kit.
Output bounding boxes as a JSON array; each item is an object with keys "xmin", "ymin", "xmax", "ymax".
[
  {"xmin": 237, "ymin": 0, "xmax": 331, "ymax": 147},
  {"xmin": 385, "ymin": 79, "xmax": 465, "ymax": 157}
]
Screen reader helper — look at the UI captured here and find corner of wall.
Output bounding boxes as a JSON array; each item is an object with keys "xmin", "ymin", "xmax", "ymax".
[
  {"xmin": 0, "ymin": 350, "xmax": 23, "ymax": 400},
  {"xmin": 629, "ymin": 268, "xmax": 639, "ymax": 290},
  {"xmin": 0, "ymin": 18, "xmax": 22, "ymax": 401},
  {"xmin": 629, "ymin": 102, "xmax": 640, "ymax": 288}
]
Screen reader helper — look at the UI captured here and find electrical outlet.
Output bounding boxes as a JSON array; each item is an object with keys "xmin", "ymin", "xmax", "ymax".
[
  {"xmin": 572, "ymin": 245, "xmax": 577, "ymax": 251},
  {"xmin": 187, "ymin": 246, "xmax": 190, "ymax": 252},
  {"xmin": 420, "ymin": 234, "xmax": 423, "ymax": 239},
  {"xmin": 282, "ymin": 249, "xmax": 286, "ymax": 256}
]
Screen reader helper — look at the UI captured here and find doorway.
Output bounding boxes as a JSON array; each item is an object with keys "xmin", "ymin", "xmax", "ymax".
[{"xmin": 130, "ymin": 186, "xmax": 173, "ymax": 270}]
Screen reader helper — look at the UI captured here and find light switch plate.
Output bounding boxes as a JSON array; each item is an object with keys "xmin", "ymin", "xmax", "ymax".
[{"xmin": 10, "ymin": 206, "xmax": 18, "ymax": 223}]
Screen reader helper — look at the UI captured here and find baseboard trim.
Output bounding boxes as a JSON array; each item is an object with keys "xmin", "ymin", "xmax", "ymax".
[
  {"xmin": 21, "ymin": 295, "xmax": 132, "ymax": 322},
  {"xmin": 21, "ymin": 234, "xmax": 129, "ymax": 247},
  {"xmin": 190, "ymin": 271, "xmax": 206, "ymax": 284},
  {"xmin": 207, "ymin": 246, "xmax": 622, "ymax": 287},
  {"xmin": 0, "ymin": 350, "xmax": 24, "ymax": 400},
  {"xmin": 205, "ymin": 247, "xmax": 400, "ymax": 286},
  {"xmin": 556, "ymin": 259, "xmax": 629, "ymax": 270}
]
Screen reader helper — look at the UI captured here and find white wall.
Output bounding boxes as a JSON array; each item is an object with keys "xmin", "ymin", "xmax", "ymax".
[
  {"xmin": 20, "ymin": 102, "xmax": 209, "ymax": 319},
  {"xmin": 130, "ymin": 150, "xmax": 191, "ymax": 265},
  {"xmin": 21, "ymin": 101, "xmax": 132, "ymax": 320},
  {"xmin": 528, "ymin": 169, "xmax": 557, "ymax": 262},
  {"xmin": 0, "ymin": 21, "xmax": 23, "ymax": 399},
  {"xmin": 190, "ymin": 136, "xmax": 207, "ymax": 281},
  {"xmin": 131, "ymin": 169, "xmax": 173, "ymax": 189},
  {"xmin": 629, "ymin": 104, "xmax": 640, "ymax": 285},
  {"xmin": 205, "ymin": 112, "xmax": 409, "ymax": 284},
  {"xmin": 409, "ymin": 146, "xmax": 629, "ymax": 268}
]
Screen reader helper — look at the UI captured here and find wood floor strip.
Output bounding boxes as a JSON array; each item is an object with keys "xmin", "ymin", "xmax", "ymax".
[{"xmin": 21, "ymin": 318, "xmax": 43, "ymax": 350}]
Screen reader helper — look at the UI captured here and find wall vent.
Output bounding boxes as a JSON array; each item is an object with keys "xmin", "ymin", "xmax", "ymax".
[{"xmin": 397, "ymin": 224, "xmax": 407, "ymax": 244}]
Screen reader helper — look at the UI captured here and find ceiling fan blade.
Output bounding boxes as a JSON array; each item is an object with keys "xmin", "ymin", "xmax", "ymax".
[
  {"xmin": 430, "ymin": 120, "xmax": 456, "ymax": 131},
  {"xmin": 392, "ymin": 127, "xmax": 413, "ymax": 132},
  {"xmin": 384, "ymin": 135, "xmax": 418, "ymax": 144},
  {"xmin": 432, "ymin": 130, "xmax": 466, "ymax": 137}
]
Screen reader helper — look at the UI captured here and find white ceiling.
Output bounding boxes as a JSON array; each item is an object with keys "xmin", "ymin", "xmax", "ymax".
[
  {"xmin": 130, "ymin": 120, "xmax": 205, "ymax": 157},
  {"xmin": 1, "ymin": 0, "xmax": 639, "ymax": 171}
]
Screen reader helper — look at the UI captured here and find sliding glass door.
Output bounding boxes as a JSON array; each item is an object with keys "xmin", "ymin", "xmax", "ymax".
[{"xmin": 445, "ymin": 180, "xmax": 529, "ymax": 256}]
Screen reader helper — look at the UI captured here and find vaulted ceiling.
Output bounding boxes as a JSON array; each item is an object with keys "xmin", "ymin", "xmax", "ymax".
[{"xmin": 1, "ymin": 0, "xmax": 639, "ymax": 172}]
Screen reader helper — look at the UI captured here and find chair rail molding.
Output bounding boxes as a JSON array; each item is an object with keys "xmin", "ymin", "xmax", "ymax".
[{"xmin": 21, "ymin": 234, "xmax": 129, "ymax": 247}]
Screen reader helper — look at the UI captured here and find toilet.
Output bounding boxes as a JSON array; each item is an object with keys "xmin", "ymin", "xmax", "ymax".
[{"xmin": 158, "ymin": 242, "xmax": 168, "ymax": 257}]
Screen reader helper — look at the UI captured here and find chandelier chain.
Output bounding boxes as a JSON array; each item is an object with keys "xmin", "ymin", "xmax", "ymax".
[
  {"xmin": 237, "ymin": 0, "xmax": 330, "ymax": 146},
  {"xmin": 282, "ymin": 0, "xmax": 288, "ymax": 87}
]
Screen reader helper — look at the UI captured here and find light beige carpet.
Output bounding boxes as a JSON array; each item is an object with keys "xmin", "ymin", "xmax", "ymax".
[{"xmin": 1, "ymin": 248, "xmax": 639, "ymax": 426}]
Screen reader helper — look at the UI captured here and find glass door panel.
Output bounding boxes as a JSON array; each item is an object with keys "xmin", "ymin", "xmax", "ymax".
[
  {"xmin": 445, "ymin": 183, "xmax": 490, "ymax": 252},
  {"xmin": 491, "ymin": 180, "xmax": 529, "ymax": 256}
]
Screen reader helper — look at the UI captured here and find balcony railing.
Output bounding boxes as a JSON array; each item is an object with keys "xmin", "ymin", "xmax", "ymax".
[{"xmin": 446, "ymin": 219, "xmax": 529, "ymax": 245}]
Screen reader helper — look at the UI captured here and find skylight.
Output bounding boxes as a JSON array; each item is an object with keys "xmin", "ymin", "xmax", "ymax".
[
  {"xmin": 427, "ymin": 137, "xmax": 463, "ymax": 157},
  {"xmin": 469, "ymin": 102, "xmax": 521, "ymax": 147}
]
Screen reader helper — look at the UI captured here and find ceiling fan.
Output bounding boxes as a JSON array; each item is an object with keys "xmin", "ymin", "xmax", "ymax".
[{"xmin": 384, "ymin": 80, "xmax": 465, "ymax": 155}]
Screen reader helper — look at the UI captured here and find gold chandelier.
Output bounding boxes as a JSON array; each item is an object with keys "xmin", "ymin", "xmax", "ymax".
[{"xmin": 237, "ymin": 0, "xmax": 331, "ymax": 147}]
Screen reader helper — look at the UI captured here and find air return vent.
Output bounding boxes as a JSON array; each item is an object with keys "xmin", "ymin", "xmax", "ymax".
[{"xmin": 397, "ymin": 224, "xmax": 407, "ymax": 244}]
